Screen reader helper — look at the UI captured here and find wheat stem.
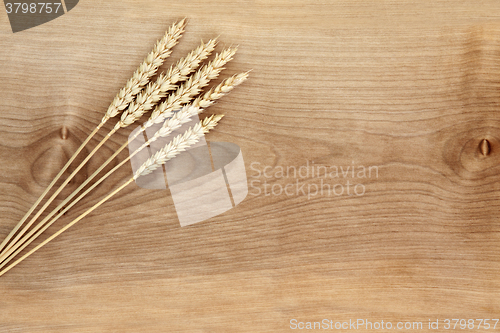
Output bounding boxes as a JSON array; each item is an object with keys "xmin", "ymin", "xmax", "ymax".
[
  {"xmin": 0, "ymin": 116, "xmax": 223, "ymax": 276},
  {"xmin": 0, "ymin": 132, "xmax": 115, "ymax": 256},
  {"xmin": 0, "ymin": 179, "xmax": 135, "ymax": 278},
  {"xmin": 0, "ymin": 20, "xmax": 186, "ymax": 256},
  {"xmin": 0, "ymin": 125, "xmax": 102, "ymax": 255}
]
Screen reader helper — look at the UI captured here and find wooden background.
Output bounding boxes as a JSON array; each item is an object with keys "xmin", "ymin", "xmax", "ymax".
[{"xmin": 1, "ymin": 1, "xmax": 500, "ymax": 332}]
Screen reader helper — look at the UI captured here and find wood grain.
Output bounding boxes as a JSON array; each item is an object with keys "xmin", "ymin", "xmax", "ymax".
[{"xmin": 1, "ymin": 1, "xmax": 500, "ymax": 332}]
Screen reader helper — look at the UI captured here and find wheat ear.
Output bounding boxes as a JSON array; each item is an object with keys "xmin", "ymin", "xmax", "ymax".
[
  {"xmin": 123, "ymin": 47, "xmax": 237, "ymax": 148},
  {"xmin": 0, "ymin": 20, "xmax": 186, "ymax": 256},
  {"xmin": 102, "ymin": 19, "xmax": 186, "ymax": 122},
  {"xmin": 149, "ymin": 72, "xmax": 249, "ymax": 141},
  {"xmin": 0, "ymin": 116, "xmax": 223, "ymax": 277},
  {"xmin": 0, "ymin": 74, "xmax": 248, "ymax": 267},
  {"xmin": 115, "ymin": 38, "xmax": 218, "ymax": 129},
  {"xmin": 146, "ymin": 47, "xmax": 238, "ymax": 127},
  {"xmin": 135, "ymin": 115, "xmax": 224, "ymax": 177}
]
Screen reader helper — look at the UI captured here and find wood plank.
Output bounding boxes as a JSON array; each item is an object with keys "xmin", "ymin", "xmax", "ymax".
[{"xmin": 1, "ymin": 1, "xmax": 500, "ymax": 331}]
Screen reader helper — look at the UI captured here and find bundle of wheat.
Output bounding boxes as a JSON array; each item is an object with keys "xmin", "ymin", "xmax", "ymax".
[{"xmin": 0, "ymin": 19, "xmax": 249, "ymax": 277}]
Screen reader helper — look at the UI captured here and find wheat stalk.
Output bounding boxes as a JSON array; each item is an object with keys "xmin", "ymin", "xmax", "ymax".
[
  {"xmin": 0, "ymin": 19, "xmax": 186, "ymax": 256},
  {"xmin": 0, "ymin": 74, "xmax": 248, "ymax": 268},
  {"xmin": 193, "ymin": 71, "xmax": 250, "ymax": 108},
  {"xmin": 0, "ymin": 116, "xmax": 224, "ymax": 277},
  {"xmin": 0, "ymin": 61, "xmax": 242, "ymax": 261}
]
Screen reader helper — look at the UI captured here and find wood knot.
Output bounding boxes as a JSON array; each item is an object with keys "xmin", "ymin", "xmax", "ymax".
[
  {"xmin": 60, "ymin": 126, "xmax": 69, "ymax": 140},
  {"xmin": 479, "ymin": 139, "xmax": 490, "ymax": 156},
  {"xmin": 442, "ymin": 128, "xmax": 500, "ymax": 179}
]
